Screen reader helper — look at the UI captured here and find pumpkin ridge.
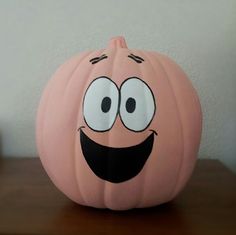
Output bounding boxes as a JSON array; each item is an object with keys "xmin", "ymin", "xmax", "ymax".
[
  {"xmin": 159, "ymin": 56, "xmax": 202, "ymax": 197},
  {"xmin": 132, "ymin": 49, "xmax": 149, "ymax": 208},
  {"xmin": 63, "ymin": 51, "xmax": 92, "ymax": 100},
  {"xmin": 63, "ymin": 52, "xmax": 94, "ymax": 204},
  {"xmin": 40, "ymin": 54, "xmax": 89, "ymax": 204},
  {"xmin": 65, "ymin": 51, "xmax": 96, "ymax": 205},
  {"xmin": 138, "ymin": 51, "xmax": 169, "ymax": 206},
  {"xmin": 40, "ymin": 55, "xmax": 83, "ymax": 161},
  {"xmin": 151, "ymin": 52, "xmax": 185, "ymax": 201},
  {"xmin": 103, "ymin": 47, "xmax": 119, "ymax": 209},
  {"xmin": 74, "ymin": 50, "xmax": 106, "ymax": 207}
]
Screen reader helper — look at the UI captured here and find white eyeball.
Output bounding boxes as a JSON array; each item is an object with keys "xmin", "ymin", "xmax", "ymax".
[
  {"xmin": 83, "ymin": 77, "xmax": 119, "ymax": 131},
  {"xmin": 120, "ymin": 77, "xmax": 156, "ymax": 132}
]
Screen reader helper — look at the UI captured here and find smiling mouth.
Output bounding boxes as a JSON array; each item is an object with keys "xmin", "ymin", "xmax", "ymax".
[{"xmin": 79, "ymin": 128, "xmax": 156, "ymax": 183}]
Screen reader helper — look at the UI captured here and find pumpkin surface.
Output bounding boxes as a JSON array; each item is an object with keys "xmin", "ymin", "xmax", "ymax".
[{"xmin": 36, "ymin": 36, "xmax": 202, "ymax": 210}]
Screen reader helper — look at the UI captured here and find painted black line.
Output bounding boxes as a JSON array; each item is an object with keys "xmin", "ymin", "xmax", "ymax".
[
  {"xmin": 91, "ymin": 56, "xmax": 108, "ymax": 64},
  {"xmin": 128, "ymin": 55, "xmax": 143, "ymax": 63},
  {"xmin": 89, "ymin": 54, "xmax": 107, "ymax": 62},
  {"xmin": 130, "ymin": 53, "xmax": 144, "ymax": 61}
]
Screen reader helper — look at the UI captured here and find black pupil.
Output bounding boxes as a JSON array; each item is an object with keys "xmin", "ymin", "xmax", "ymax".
[
  {"xmin": 101, "ymin": 96, "xmax": 112, "ymax": 113},
  {"xmin": 126, "ymin": 97, "xmax": 136, "ymax": 113}
]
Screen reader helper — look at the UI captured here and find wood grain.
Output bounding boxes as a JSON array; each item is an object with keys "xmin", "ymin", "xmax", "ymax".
[{"xmin": 0, "ymin": 158, "xmax": 235, "ymax": 235}]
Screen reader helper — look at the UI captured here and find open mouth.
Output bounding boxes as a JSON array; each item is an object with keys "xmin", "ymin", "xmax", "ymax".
[{"xmin": 79, "ymin": 128, "xmax": 156, "ymax": 183}]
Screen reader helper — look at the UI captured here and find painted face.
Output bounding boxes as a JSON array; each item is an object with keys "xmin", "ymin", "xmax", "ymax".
[
  {"xmin": 79, "ymin": 54, "xmax": 157, "ymax": 183},
  {"xmin": 37, "ymin": 36, "xmax": 202, "ymax": 210}
]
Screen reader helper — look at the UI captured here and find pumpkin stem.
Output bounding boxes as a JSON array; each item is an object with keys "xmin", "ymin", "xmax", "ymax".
[{"xmin": 108, "ymin": 36, "xmax": 128, "ymax": 49}]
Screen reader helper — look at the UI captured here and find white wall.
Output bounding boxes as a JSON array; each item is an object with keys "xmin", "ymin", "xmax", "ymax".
[{"xmin": 0, "ymin": 0, "xmax": 236, "ymax": 171}]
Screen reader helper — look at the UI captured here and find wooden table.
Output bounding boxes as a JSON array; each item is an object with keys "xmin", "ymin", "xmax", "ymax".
[{"xmin": 0, "ymin": 158, "xmax": 235, "ymax": 235}]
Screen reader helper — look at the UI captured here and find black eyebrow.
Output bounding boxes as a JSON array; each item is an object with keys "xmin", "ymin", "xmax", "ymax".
[
  {"xmin": 128, "ymin": 53, "xmax": 144, "ymax": 63},
  {"xmin": 89, "ymin": 54, "xmax": 108, "ymax": 64}
]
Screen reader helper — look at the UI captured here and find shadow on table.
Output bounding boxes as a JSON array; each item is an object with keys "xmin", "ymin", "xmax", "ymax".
[
  {"xmin": 0, "ymin": 132, "xmax": 2, "ymax": 158},
  {"xmin": 49, "ymin": 201, "xmax": 194, "ymax": 235}
]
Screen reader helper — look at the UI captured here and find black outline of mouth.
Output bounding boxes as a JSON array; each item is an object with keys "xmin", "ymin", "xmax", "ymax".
[{"xmin": 79, "ymin": 128, "xmax": 156, "ymax": 183}]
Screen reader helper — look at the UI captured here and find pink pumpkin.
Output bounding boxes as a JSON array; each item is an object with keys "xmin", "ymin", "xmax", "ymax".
[{"xmin": 36, "ymin": 36, "xmax": 202, "ymax": 210}]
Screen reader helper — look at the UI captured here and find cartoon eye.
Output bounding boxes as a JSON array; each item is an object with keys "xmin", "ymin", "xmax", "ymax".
[
  {"xmin": 120, "ymin": 77, "xmax": 156, "ymax": 132},
  {"xmin": 83, "ymin": 77, "xmax": 119, "ymax": 132}
]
